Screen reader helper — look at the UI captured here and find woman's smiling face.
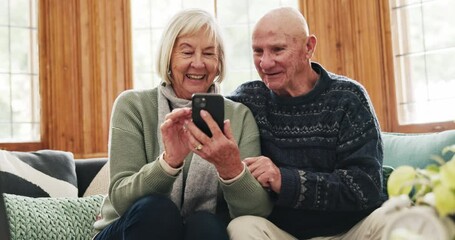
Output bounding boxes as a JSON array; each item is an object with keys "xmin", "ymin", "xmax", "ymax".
[{"xmin": 170, "ymin": 29, "xmax": 220, "ymax": 99}]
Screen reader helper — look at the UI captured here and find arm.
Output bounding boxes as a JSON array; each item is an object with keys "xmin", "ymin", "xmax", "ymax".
[
  {"xmin": 278, "ymin": 87, "xmax": 384, "ymax": 211},
  {"xmin": 218, "ymin": 102, "xmax": 273, "ymax": 218},
  {"xmin": 108, "ymin": 91, "xmax": 178, "ymax": 215}
]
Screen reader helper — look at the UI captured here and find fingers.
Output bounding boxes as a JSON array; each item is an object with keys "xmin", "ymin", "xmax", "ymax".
[
  {"xmin": 199, "ymin": 110, "xmax": 224, "ymax": 137},
  {"xmin": 244, "ymin": 156, "xmax": 282, "ymax": 193},
  {"xmin": 164, "ymin": 108, "xmax": 191, "ymax": 122},
  {"xmin": 223, "ymin": 119, "xmax": 235, "ymax": 141}
]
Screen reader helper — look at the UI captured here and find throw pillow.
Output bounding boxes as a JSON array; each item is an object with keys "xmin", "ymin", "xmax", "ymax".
[
  {"xmin": 0, "ymin": 150, "xmax": 78, "ymax": 197},
  {"xmin": 83, "ymin": 162, "xmax": 110, "ymax": 197},
  {"xmin": 3, "ymin": 193, "xmax": 104, "ymax": 240},
  {"xmin": 382, "ymin": 130, "xmax": 455, "ymax": 169}
]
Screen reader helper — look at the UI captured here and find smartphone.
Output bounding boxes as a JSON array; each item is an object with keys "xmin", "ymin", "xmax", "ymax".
[{"xmin": 192, "ymin": 93, "xmax": 224, "ymax": 137}]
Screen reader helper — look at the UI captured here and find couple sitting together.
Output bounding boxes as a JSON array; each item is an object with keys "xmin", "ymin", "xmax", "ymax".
[{"xmin": 93, "ymin": 7, "xmax": 388, "ymax": 240}]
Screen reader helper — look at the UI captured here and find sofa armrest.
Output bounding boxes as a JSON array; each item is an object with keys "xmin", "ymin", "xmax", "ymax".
[{"xmin": 75, "ymin": 158, "xmax": 107, "ymax": 197}]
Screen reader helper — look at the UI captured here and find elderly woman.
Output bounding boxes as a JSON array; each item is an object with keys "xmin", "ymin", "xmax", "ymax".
[{"xmin": 93, "ymin": 9, "xmax": 272, "ymax": 240}]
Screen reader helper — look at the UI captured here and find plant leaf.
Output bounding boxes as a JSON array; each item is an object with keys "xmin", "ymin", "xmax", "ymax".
[
  {"xmin": 387, "ymin": 166, "xmax": 416, "ymax": 197},
  {"xmin": 434, "ymin": 185, "xmax": 455, "ymax": 217}
]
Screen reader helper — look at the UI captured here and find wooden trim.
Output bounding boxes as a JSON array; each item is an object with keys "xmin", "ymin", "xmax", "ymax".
[{"xmin": 0, "ymin": 143, "xmax": 44, "ymax": 152}]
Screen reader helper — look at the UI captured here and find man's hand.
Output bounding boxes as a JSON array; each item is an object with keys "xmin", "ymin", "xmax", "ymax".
[{"xmin": 244, "ymin": 156, "xmax": 281, "ymax": 193}]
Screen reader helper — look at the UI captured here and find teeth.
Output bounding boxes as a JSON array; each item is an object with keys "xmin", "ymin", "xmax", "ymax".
[{"xmin": 187, "ymin": 74, "xmax": 204, "ymax": 80}]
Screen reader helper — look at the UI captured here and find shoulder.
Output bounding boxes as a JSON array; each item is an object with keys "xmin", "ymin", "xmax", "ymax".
[
  {"xmin": 323, "ymin": 71, "xmax": 372, "ymax": 107},
  {"xmin": 111, "ymin": 88, "xmax": 158, "ymax": 122},
  {"xmin": 223, "ymin": 98, "xmax": 253, "ymax": 116},
  {"xmin": 114, "ymin": 88, "xmax": 158, "ymax": 109},
  {"xmin": 227, "ymin": 80, "xmax": 271, "ymax": 111},
  {"xmin": 228, "ymin": 80, "xmax": 268, "ymax": 100}
]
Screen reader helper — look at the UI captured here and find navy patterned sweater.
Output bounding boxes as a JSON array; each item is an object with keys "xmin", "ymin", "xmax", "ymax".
[{"xmin": 228, "ymin": 63, "xmax": 385, "ymax": 238}]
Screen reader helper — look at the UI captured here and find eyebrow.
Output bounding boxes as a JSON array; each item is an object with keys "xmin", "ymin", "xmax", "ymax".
[{"xmin": 177, "ymin": 42, "xmax": 216, "ymax": 51}]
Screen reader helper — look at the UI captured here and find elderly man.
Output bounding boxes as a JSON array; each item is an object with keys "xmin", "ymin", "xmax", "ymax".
[{"xmin": 227, "ymin": 7, "xmax": 387, "ymax": 240}]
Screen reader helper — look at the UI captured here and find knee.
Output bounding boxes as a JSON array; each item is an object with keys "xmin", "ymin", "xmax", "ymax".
[
  {"xmin": 127, "ymin": 194, "xmax": 180, "ymax": 224},
  {"xmin": 227, "ymin": 216, "xmax": 270, "ymax": 239}
]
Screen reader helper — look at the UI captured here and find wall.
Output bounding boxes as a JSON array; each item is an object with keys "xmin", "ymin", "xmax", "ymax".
[
  {"xmin": 39, "ymin": 0, "xmax": 132, "ymax": 158},
  {"xmin": 301, "ymin": 0, "xmax": 395, "ymax": 131}
]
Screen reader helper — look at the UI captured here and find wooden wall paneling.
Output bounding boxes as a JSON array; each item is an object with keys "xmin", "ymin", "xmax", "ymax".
[
  {"xmin": 40, "ymin": 0, "xmax": 84, "ymax": 153},
  {"xmin": 349, "ymin": 1, "xmax": 390, "ymax": 131},
  {"xmin": 378, "ymin": 0, "xmax": 398, "ymax": 132},
  {"xmin": 300, "ymin": 0, "xmax": 391, "ymax": 131},
  {"xmin": 77, "ymin": 0, "xmax": 132, "ymax": 158},
  {"xmin": 39, "ymin": 0, "xmax": 132, "ymax": 158}
]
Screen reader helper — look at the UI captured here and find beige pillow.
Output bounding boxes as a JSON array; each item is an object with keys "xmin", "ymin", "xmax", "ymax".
[{"xmin": 83, "ymin": 162, "xmax": 109, "ymax": 197}]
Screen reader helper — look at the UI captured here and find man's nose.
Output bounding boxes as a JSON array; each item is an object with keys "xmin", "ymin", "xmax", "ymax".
[{"xmin": 259, "ymin": 52, "xmax": 275, "ymax": 69}]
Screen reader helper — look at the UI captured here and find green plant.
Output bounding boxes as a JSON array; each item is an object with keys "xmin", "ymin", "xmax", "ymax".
[{"xmin": 387, "ymin": 144, "xmax": 455, "ymax": 217}]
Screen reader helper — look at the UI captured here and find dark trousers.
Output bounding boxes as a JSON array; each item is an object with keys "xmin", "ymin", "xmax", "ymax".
[{"xmin": 94, "ymin": 194, "xmax": 229, "ymax": 240}]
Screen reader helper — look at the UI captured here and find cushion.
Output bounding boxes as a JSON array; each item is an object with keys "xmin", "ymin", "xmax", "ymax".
[
  {"xmin": 3, "ymin": 193, "xmax": 104, "ymax": 240},
  {"xmin": 382, "ymin": 130, "xmax": 455, "ymax": 169},
  {"xmin": 83, "ymin": 162, "xmax": 110, "ymax": 197},
  {"xmin": 0, "ymin": 150, "xmax": 77, "ymax": 197}
]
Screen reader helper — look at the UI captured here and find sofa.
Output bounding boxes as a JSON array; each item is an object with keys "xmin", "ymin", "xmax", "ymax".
[
  {"xmin": 0, "ymin": 150, "xmax": 109, "ymax": 239},
  {"xmin": 1, "ymin": 130, "xmax": 455, "ymax": 240}
]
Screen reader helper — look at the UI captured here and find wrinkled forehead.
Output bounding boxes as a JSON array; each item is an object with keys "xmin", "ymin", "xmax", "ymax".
[
  {"xmin": 253, "ymin": 9, "xmax": 308, "ymax": 41},
  {"xmin": 252, "ymin": 20, "xmax": 300, "ymax": 46}
]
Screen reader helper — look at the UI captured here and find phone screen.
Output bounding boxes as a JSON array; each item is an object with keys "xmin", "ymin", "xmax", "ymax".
[{"xmin": 191, "ymin": 93, "xmax": 224, "ymax": 137}]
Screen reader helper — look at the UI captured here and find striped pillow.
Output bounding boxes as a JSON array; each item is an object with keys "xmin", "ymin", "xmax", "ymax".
[{"xmin": 0, "ymin": 150, "xmax": 78, "ymax": 198}]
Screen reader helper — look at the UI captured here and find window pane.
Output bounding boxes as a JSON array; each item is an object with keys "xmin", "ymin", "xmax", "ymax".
[
  {"xmin": 133, "ymin": 29, "xmax": 152, "ymax": 74},
  {"xmin": 395, "ymin": 54, "xmax": 426, "ymax": 106},
  {"xmin": 0, "ymin": 0, "xmax": 39, "ymax": 143},
  {"xmin": 0, "ymin": 0, "xmax": 7, "ymax": 25},
  {"xmin": 11, "ymin": 74, "xmax": 32, "ymax": 122},
  {"xmin": 222, "ymin": 70, "xmax": 254, "ymax": 95},
  {"xmin": 12, "ymin": 122, "xmax": 40, "ymax": 142},
  {"xmin": 390, "ymin": 0, "xmax": 421, "ymax": 8},
  {"xmin": 10, "ymin": 0, "xmax": 29, "ymax": 27},
  {"xmin": 0, "ymin": 73, "xmax": 11, "ymax": 122},
  {"xmin": 131, "ymin": 0, "xmax": 151, "ymax": 28},
  {"xmin": 0, "ymin": 124, "xmax": 12, "ymax": 140},
  {"xmin": 390, "ymin": 0, "xmax": 455, "ymax": 125},
  {"xmin": 150, "ymin": 0, "xmax": 183, "ymax": 28},
  {"xmin": 10, "ymin": 28, "xmax": 31, "ymax": 73},
  {"xmin": 223, "ymin": 25, "xmax": 252, "ymax": 71},
  {"xmin": 248, "ymin": 0, "xmax": 281, "ymax": 22},
  {"xmin": 391, "ymin": 4, "xmax": 424, "ymax": 55},
  {"xmin": 0, "ymin": 27, "xmax": 9, "ymax": 72},
  {"xmin": 182, "ymin": 0, "xmax": 214, "ymax": 13},
  {"xmin": 426, "ymin": 49, "xmax": 455, "ymax": 100},
  {"xmin": 422, "ymin": 0, "xmax": 455, "ymax": 50},
  {"xmin": 217, "ymin": 0, "xmax": 249, "ymax": 25}
]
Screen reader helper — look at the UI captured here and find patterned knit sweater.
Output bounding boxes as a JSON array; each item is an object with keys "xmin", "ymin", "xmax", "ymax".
[{"xmin": 228, "ymin": 63, "xmax": 385, "ymax": 238}]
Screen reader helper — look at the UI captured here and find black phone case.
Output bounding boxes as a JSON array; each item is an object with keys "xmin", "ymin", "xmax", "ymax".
[{"xmin": 192, "ymin": 93, "xmax": 224, "ymax": 137}]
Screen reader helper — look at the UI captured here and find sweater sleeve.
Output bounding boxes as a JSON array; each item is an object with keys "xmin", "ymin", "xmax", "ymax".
[
  {"xmin": 107, "ymin": 91, "xmax": 177, "ymax": 215},
  {"xmin": 219, "ymin": 102, "xmax": 273, "ymax": 218},
  {"xmin": 277, "ymin": 85, "xmax": 384, "ymax": 211}
]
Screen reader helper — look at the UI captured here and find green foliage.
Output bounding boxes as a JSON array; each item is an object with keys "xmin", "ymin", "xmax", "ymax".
[{"xmin": 387, "ymin": 144, "xmax": 455, "ymax": 217}]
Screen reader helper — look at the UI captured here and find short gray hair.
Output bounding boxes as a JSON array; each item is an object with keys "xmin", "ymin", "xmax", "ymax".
[{"xmin": 156, "ymin": 9, "xmax": 226, "ymax": 85}]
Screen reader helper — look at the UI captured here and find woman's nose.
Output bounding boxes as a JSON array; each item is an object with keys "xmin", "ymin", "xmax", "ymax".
[{"xmin": 191, "ymin": 54, "xmax": 205, "ymax": 68}]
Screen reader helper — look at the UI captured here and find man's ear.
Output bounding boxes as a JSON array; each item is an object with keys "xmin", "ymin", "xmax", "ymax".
[{"xmin": 305, "ymin": 35, "xmax": 317, "ymax": 59}]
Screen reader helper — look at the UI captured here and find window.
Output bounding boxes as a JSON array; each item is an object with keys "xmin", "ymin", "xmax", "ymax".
[
  {"xmin": 389, "ymin": 0, "xmax": 455, "ymax": 125},
  {"xmin": 131, "ymin": 0, "xmax": 298, "ymax": 94},
  {"xmin": 0, "ymin": 0, "xmax": 39, "ymax": 143}
]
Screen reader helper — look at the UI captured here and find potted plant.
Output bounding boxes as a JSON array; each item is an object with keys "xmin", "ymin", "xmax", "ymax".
[{"xmin": 383, "ymin": 145, "xmax": 455, "ymax": 239}]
